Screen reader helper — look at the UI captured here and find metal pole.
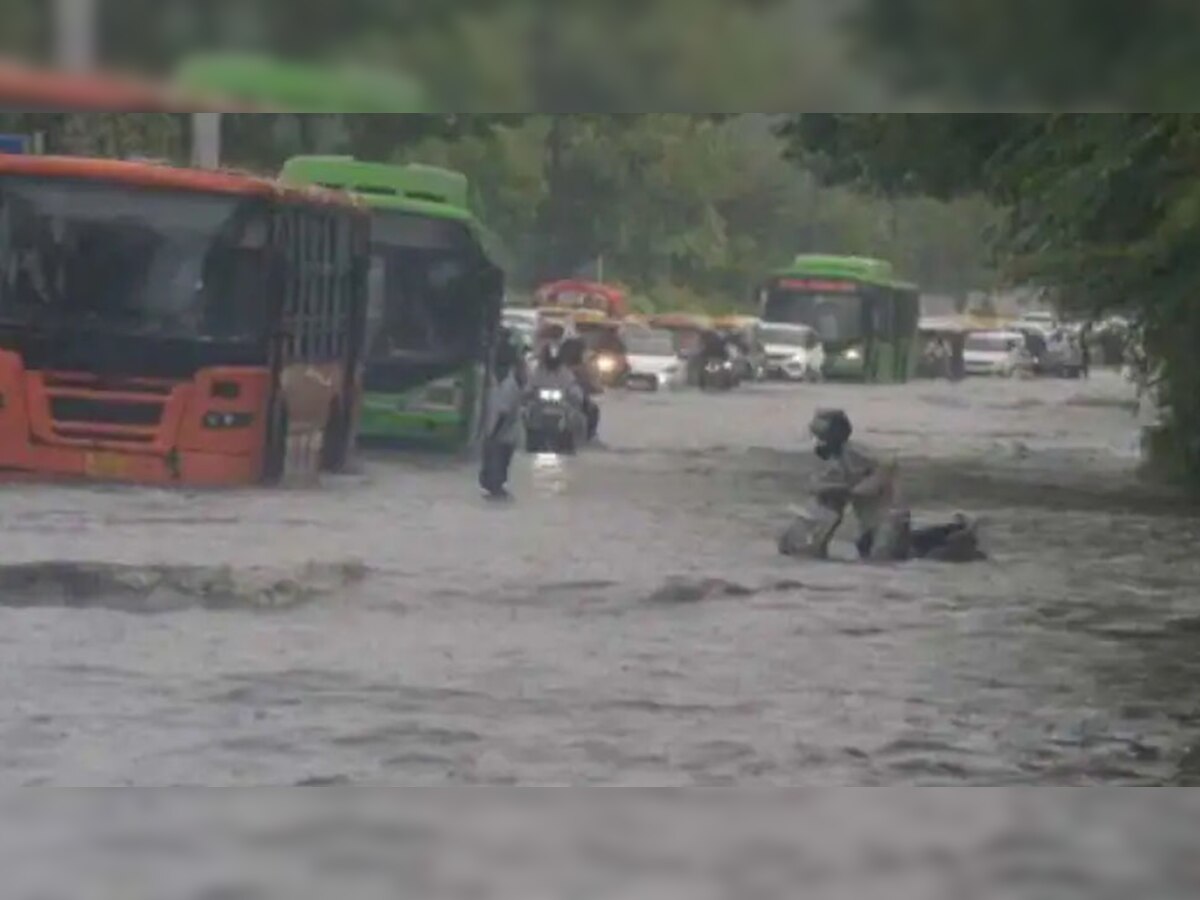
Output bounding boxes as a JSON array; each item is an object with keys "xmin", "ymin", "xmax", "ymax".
[
  {"xmin": 53, "ymin": 0, "xmax": 98, "ymax": 73},
  {"xmin": 191, "ymin": 112, "xmax": 222, "ymax": 169}
]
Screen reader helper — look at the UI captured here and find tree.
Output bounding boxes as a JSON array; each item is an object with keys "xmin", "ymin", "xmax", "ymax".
[{"xmin": 847, "ymin": 0, "xmax": 1200, "ymax": 108}]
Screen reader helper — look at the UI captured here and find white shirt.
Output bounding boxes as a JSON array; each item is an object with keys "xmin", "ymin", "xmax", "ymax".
[{"xmin": 485, "ymin": 371, "xmax": 524, "ymax": 446}]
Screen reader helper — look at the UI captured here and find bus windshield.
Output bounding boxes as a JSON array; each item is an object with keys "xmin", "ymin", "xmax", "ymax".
[
  {"xmin": 764, "ymin": 289, "xmax": 863, "ymax": 344},
  {"xmin": 367, "ymin": 210, "xmax": 493, "ymax": 361},
  {"xmin": 0, "ymin": 176, "xmax": 270, "ymax": 341}
]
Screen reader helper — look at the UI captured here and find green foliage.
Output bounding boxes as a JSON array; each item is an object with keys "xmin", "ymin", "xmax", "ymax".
[
  {"xmin": 0, "ymin": 113, "xmax": 187, "ymax": 159},
  {"xmin": 399, "ymin": 115, "xmax": 995, "ymax": 310},
  {"xmin": 847, "ymin": 0, "xmax": 1200, "ymax": 108}
]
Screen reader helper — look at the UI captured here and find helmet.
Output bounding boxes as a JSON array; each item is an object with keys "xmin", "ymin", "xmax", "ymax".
[{"xmin": 810, "ymin": 409, "xmax": 852, "ymax": 448}]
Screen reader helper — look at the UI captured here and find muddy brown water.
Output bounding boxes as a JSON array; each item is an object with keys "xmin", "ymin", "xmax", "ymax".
[{"xmin": 1, "ymin": 370, "xmax": 1198, "ymax": 788}]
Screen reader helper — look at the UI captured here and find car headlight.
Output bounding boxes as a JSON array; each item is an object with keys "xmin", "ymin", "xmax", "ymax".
[
  {"xmin": 539, "ymin": 389, "xmax": 564, "ymax": 402},
  {"xmin": 843, "ymin": 348, "xmax": 862, "ymax": 362}
]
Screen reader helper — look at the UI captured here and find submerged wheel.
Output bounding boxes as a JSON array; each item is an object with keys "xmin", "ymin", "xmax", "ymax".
[
  {"xmin": 319, "ymin": 400, "xmax": 351, "ymax": 473},
  {"xmin": 262, "ymin": 401, "xmax": 289, "ymax": 485}
]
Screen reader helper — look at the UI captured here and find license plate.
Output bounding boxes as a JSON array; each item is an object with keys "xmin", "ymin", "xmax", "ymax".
[{"xmin": 84, "ymin": 452, "xmax": 127, "ymax": 479}]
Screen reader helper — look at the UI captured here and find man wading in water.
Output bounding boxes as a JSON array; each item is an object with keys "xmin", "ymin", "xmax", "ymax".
[{"xmin": 479, "ymin": 337, "xmax": 523, "ymax": 500}]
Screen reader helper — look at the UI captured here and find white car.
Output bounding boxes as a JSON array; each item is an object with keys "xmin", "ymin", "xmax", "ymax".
[
  {"xmin": 963, "ymin": 330, "xmax": 1030, "ymax": 377},
  {"xmin": 502, "ymin": 307, "xmax": 539, "ymax": 334},
  {"xmin": 1015, "ymin": 311, "xmax": 1057, "ymax": 335},
  {"xmin": 622, "ymin": 328, "xmax": 685, "ymax": 391},
  {"xmin": 760, "ymin": 323, "xmax": 826, "ymax": 382}
]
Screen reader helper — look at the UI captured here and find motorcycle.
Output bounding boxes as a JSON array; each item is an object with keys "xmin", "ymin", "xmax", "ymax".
[
  {"xmin": 524, "ymin": 387, "xmax": 583, "ymax": 454},
  {"xmin": 698, "ymin": 358, "xmax": 738, "ymax": 391},
  {"xmin": 779, "ymin": 507, "xmax": 985, "ymax": 563}
]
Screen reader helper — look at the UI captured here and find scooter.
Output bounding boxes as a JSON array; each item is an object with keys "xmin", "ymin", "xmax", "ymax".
[
  {"xmin": 779, "ymin": 507, "xmax": 985, "ymax": 563},
  {"xmin": 524, "ymin": 388, "xmax": 584, "ymax": 454},
  {"xmin": 699, "ymin": 358, "xmax": 738, "ymax": 391}
]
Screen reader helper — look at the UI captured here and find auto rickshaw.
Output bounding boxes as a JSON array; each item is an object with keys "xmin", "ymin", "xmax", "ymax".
[
  {"xmin": 647, "ymin": 313, "xmax": 712, "ymax": 354},
  {"xmin": 573, "ymin": 310, "xmax": 631, "ymax": 387},
  {"xmin": 917, "ymin": 317, "xmax": 968, "ymax": 381}
]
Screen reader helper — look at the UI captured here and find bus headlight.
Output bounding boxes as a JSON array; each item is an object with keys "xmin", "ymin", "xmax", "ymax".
[{"xmin": 203, "ymin": 412, "xmax": 254, "ymax": 429}]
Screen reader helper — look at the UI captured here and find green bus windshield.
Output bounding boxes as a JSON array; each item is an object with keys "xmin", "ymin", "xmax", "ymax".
[{"xmin": 763, "ymin": 286, "xmax": 865, "ymax": 345}]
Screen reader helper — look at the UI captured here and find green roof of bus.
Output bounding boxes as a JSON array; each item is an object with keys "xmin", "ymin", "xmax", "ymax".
[
  {"xmin": 280, "ymin": 155, "xmax": 508, "ymax": 269},
  {"xmin": 774, "ymin": 254, "xmax": 918, "ymax": 291},
  {"xmin": 280, "ymin": 156, "xmax": 473, "ymax": 223}
]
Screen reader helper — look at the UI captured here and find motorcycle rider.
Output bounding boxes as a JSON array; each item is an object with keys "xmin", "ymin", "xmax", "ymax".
[
  {"xmin": 559, "ymin": 336, "xmax": 601, "ymax": 440},
  {"xmin": 794, "ymin": 409, "xmax": 981, "ymax": 562},
  {"xmin": 527, "ymin": 343, "xmax": 586, "ymax": 435},
  {"xmin": 695, "ymin": 329, "xmax": 733, "ymax": 388},
  {"xmin": 809, "ymin": 409, "xmax": 895, "ymax": 559}
]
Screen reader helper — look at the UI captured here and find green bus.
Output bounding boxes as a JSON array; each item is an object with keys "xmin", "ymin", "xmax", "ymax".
[
  {"xmin": 760, "ymin": 255, "xmax": 920, "ymax": 383},
  {"xmin": 281, "ymin": 156, "xmax": 503, "ymax": 451}
]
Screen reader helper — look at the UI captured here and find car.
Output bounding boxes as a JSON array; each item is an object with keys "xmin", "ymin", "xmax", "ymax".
[
  {"xmin": 621, "ymin": 327, "xmax": 686, "ymax": 391},
  {"xmin": 502, "ymin": 307, "xmax": 539, "ymax": 331},
  {"xmin": 759, "ymin": 323, "xmax": 826, "ymax": 382},
  {"xmin": 963, "ymin": 330, "xmax": 1033, "ymax": 377},
  {"xmin": 1015, "ymin": 310, "xmax": 1058, "ymax": 335}
]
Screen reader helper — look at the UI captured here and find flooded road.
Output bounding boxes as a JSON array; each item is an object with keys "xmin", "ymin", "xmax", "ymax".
[{"xmin": 2, "ymin": 370, "xmax": 1199, "ymax": 787}]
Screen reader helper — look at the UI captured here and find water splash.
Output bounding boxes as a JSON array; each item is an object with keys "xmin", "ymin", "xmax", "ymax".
[{"xmin": 0, "ymin": 560, "xmax": 369, "ymax": 613}]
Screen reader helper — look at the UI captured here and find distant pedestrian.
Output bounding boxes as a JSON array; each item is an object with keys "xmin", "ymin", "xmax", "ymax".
[
  {"xmin": 1080, "ymin": 324, "xmax": 1092, "ymax": 379},
  {"xmin": 479, "ymin": 338, "xmax": 523, "ymax": 500}
]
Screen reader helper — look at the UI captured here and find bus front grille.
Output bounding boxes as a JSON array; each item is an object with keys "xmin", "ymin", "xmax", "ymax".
[{"xmin": 49, "ymin": 397, "xmax": 164, "ymax": 428}]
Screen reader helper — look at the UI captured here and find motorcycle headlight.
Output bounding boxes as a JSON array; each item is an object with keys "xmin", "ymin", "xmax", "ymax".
[
  {"xmin": 596, "ymin": 355, "xmax": 617, "ymax": 374},
  {"xmin": 843, "ymin": 347, "xmax": 862, "ymax": 362}
]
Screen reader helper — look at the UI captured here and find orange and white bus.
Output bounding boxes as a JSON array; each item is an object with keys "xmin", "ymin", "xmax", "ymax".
[{"xmin": 0, "ymin": 155, "xmax": 369, "ymax": 486}]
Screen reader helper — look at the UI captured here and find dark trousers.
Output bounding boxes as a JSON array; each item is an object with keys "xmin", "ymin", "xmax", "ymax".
[
  {"xmin": 479, "ymin": 438, "xmax": 515, "ymax": 495},
  {"xmin": 584, "ymin": 400, "xmax": 600, "ymax": 440}
]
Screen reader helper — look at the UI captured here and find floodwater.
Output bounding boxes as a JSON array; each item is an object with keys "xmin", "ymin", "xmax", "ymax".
[{"xmin": 2, "ymin": 370, "xmax": 1199, "ymax": 788}]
